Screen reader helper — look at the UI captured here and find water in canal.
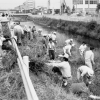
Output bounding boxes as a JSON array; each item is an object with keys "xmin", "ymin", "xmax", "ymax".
[
  {"xmin": 20, "ymin": 21, "xmax": 100, "ymax": 97},
  {"xmin": 21, "ymin": 21, "xmax": 100, "ymax": 49}
]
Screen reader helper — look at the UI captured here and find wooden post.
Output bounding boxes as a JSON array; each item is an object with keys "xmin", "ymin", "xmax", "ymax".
[
  {"xmin": 23, "ymin": 56, "xmax": 29, "ymax": 74},
  {"xmin": 6, "ymin": 21, "xmax": 39, "ymax": 100}
]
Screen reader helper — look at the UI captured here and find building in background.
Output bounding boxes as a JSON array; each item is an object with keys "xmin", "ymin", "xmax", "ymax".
[
  {"xmin": 73, "ymin": 0, "xmax": 99, "ymax": 13},
  {"xmin": 49, "ymin": 0, "xmax": 73, "ymax": 14},
  {"xmin": 14, "ymin": 0, "xmax": 35, "ymax": 13}
]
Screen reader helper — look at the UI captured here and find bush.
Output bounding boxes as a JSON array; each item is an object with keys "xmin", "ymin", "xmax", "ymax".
[
  {"xmin": 33, "ymin": 17, "xmax": 100, "ymax": 40},
  {"xmin": 2, "ymin": 50, "xmax": 17, "ymax": 72},
  {"xmin": 76, "ymin": 26, "xmax": 87, "ymax": 36},
  {"xmin": 29, "ymin": 58, "xmax": 47, "ymax": 75},
  {"xmin": 1, "ymin": 22, "xmax": 11, "ymax": 38},
  {"xmin": 86, "ymin": 21, "xmax": 97, "ymax": 31}
]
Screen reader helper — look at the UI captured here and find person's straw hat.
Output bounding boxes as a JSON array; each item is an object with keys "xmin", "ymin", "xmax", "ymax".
[
  {"xmin": 58, "ymin": 54, "xmax": 69, "ymax": 59},
  {"xmin": 70, "ymin": 39, "xmax": 73, "ymax": 43},
  {"xmin": 42, "ymin": 34, "xmax": 47, "ymax": 37},
  {"xmin": 53, "ymin": 31, "xmax": 56, "ymax": 35},
  {"xmin": 38, "ymin": 29, "xmax": 42, "ymax": 32}
]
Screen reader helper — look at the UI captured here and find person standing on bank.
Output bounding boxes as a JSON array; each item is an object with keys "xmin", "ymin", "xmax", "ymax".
[
  {"xmin": 84, "ymin": 46, "xmax": 95, "ymax": 70},
  {"xmin": 14, "ymin": 22, "xmax": 24, "ymax": 46},
  {"xmin": 79, "ymin": 42, "xmax": 87, "ymax": 57},
  {"xmin": 47, "ymin": 38, "xmax": 56, "ymax": 60},
  {"xmin": 31, "ymin": 25, "xmax": 36, "ymax": 39}
]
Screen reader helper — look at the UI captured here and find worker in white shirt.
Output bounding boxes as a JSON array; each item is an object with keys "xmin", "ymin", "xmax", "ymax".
[
  {"xmin": 38, "ymin": 29, "xmax": 42, "ymax": 36},
  {"xmin": 0, "ymin": 34, "xmax": 5, "ymax": 57},
  {"xmin": 65, "ymin": 39, "xmax": 74, "ymax": 46},
  {"xmin": 79, "ymin": 42, "xmax": 87, "ymax": 57},
  {"xmin": 14, "ymin": 22, "xmax": 24, "ymax": 46},
  {"xmin": 51, "ymin": 32, "xmax": 57, "ymax": 44},
  {"xmin": 63, "ymin": 40, "xmax": 73, "ymax": 58},
  {"xmin": 84, "ymin": 46, "xmax": 95, "ymax": 70},
  {"xmin": 51, "ymin": 54, "xmax": 72, "ymax": 86},
  {"xmin": 47, "ymin": 38, "xmax": 56, "ymax": 60},
  {"xmin": 77, "ymin": 65, "xmax": 94, "ymax": 85}
]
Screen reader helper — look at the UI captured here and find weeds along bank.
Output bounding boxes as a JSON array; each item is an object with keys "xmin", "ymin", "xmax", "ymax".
[
  {"xmin": 31, "ymin": 16, "xmax": 100, "ymax": 40},
  {"xmin": 0, "ymin": 20, "xmax": 82, "ymax": 100},
  {"xmin": 1, "ymin": 16, "xmax": 100, "ymax": 99},
  {"xmin": 12, "ymin": 16, "xmax": 100, "ymax": 98}
]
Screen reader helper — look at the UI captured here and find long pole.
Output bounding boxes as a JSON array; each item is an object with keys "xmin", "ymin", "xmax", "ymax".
[{"xmin": 88, "ymin": 0, "xmax": 90, "ymax": 11}]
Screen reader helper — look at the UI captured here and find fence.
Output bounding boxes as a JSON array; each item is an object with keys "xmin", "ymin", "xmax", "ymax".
[{"xmin": 0, "ymin": 18, "xmax": 39, "ymax": 100}]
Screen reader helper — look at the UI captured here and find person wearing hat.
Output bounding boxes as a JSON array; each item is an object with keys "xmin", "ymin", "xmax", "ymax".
[
  {"xmin": 63, "ymin": 38, "xmax": 75, "ymax": 58},
  {"xmin": 63, "ymin": 41, "xmax": 72, "ymax": 57},
  {"xmin": 65, "ymin": 39, "xmax": 73, "ymax": 45},
  {"xmin": 77, "ymin": 65, "xmax": 94, "ymax": 85},
  {"xmin": 50, "ymin": 54, "xmax": 72, "ymax": 86},
  {"xmin": 79, "ymin": 42, "xmax": 87, "ymax": 57},
  {"xmin": 38, "ymin": 29, "xmax": 42, "ymax": 36}
]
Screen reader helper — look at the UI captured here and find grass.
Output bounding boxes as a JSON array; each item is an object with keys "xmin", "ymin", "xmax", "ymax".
[
  {"xmin": 19, "ymin": 28, "xmax": 100, "ymax": 99},
  {"xmin": 1, "ymin": 16, "xmax": 100, "ymax": 100},
  {"xmin": 32, "ymin": 17, "xmax": 100, "ymax": 40}
]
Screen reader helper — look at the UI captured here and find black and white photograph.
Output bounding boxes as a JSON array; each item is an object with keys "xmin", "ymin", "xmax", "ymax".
[{"xmin": 0, "ymin": 0, "xmax": 100, "ymax": 100}]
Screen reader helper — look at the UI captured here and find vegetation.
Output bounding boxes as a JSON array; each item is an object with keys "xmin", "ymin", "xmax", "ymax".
[
  {"xmin": 33, "ymin": 17, "xmax": 100, "ymax": 40},
  {"xmin": 1, "ymin": 16, "xmax": 100, "ymax": 100},
  {"xmin": 96, "ymin": 3, "xmax": 100, "ymax": 13}
]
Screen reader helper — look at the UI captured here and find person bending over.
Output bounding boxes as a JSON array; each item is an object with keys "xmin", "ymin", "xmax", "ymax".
[{"xmin": 77, "ymin": 65, "xmax": 94, "ymax": 85}]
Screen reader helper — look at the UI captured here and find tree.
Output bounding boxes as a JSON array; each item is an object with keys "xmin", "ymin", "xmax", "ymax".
[
  {"xmin": 96, "ymin": 3, "xmax": 100, "ymax": 13},
  {"xmin": 72, "ymin": 5, "xmax": 75, "ymax": 13}
]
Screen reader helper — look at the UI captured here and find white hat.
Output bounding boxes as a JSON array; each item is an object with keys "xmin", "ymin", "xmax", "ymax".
[
  {"xmin": 58, "ymin": 54, "xmax": 69, "ymax": 58},
  {"xmin": 38, "ymin": 29, "xmax": 42, "ymax": 32},
  {"xmin": 42, "ymin": 34, "xmax": 47, "ymax": 37},
  {"xmin": 70, "ymin": 39, "xmax": 73, "ymax": 43},
  {"xmin": 53, "ymin": 31, "xmax": 56, "ymax": 34}
]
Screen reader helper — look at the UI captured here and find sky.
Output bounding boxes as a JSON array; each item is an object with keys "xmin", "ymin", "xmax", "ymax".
[
  {"xmin": 0, "ymin": 0, "xmax": 72, "ymax": 10},
  {"xmin": 0, "ymin": 0, "xmax": 48, "ymax": 9}
]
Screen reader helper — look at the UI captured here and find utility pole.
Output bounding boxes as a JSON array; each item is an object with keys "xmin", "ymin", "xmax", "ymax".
[
  {"xmin": 88, "ymin": 0, "xmax": 90, "ymax": 12},
  {"xmin": 33, "ymin": 0, "xmax": 35, "ymax": 9},
  {"xmin": 48, "ymin": 0, "xmax": 50, "ymax": 13},
  {"xmin": 83, "ymin": 0, "xmax": 86, "ymax": 15}
]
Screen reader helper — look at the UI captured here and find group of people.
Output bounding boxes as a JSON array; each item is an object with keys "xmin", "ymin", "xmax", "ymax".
[
  {"xmin": 40, "ymin": 30, "xmax": 95, "ymax": 87},
  {"xmin": 10, "ymin": 21, "xmax": 37, "ymax": 46},
  {"xmin": 46, "ymin": 35, "xmax": 95, "ymax": 95},
  {"xmin": 8, "ymin": 20, "xmax": 95, "ymax": 96}
]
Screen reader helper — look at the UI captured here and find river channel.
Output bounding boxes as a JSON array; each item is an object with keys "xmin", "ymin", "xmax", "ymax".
[
  {"xmin": 19, "ymin": 19, "xmax": 100, "ymax": 97},
  {"xmin": 21, "ymin": 21, "xmax": 100, "ymax": 48}
]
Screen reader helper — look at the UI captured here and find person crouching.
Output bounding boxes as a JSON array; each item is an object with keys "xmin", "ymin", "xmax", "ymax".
[{"xmin": 51, "ymin": 54, "xmax": 72, "ymax": 86}]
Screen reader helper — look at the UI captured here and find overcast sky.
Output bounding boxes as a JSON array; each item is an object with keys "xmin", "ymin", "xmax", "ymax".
[{"xmin": 0, "ymin": 0, "xmax": 49, "ymax": 9}]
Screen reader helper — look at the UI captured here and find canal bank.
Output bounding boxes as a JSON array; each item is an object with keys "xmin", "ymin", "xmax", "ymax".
[
  {"xmin": 13, "ymin": 14, "xmax": 100, "ymax": 41},
  {"xmin": 12, "ymin": 15, "xmax": 100, "ymax": 98}
]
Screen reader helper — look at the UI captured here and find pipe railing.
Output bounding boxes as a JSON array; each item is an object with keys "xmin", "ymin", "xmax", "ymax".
[{"xmin": 0, "ymin": 19, "xmax": 39, "ymax": 100}]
